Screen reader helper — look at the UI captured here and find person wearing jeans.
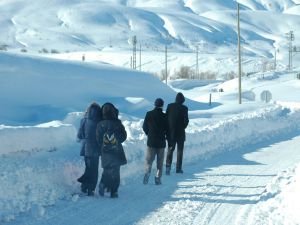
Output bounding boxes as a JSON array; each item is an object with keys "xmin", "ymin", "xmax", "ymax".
[
  {"xmin": 144, "ymin": 147, "xmax": 165, "ymax": 184},
  {"xmin": 142, "ymin": 98, "xmax": 168, "ymax": 185}
]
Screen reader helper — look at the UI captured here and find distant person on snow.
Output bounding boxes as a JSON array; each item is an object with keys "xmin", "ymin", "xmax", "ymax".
[
  {"xmin": 77, "ymin": 102, "xmax": 102, "ymax": 196},
  {"xmin": 165, "ymin": 92, "xmax": 189, "ymax": 175},
  {"xmin": 96, "ymin": 103, "xmax": 127, "ymax": 198},
  {"xmin": 142, "ymin": 98, "xmax": 168, "ymax": 185}
]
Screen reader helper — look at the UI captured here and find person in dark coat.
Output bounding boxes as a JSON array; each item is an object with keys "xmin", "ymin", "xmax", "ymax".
[
  {"xmin": 165, "ymin": 92, "xmax": 189, "ymax": 175},
  {"xmin": 77, "ymin": 110, "xmax": 88, "ymax": 157},
  {"xmin": 96, "ymin": 103, "xmax": 127, "ymax": 198},
  {"xmin": 77, "ymin": 102, "xmax": 102, "ymax": 196},
  {"xmin": 142, "ymin": 98, "xmax": 168, "ymax": 185}
]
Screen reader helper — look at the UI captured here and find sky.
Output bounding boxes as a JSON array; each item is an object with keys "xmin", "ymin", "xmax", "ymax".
[{"xmin": 1, "ymin": 0, "xmax": 300, "ymax": 224}]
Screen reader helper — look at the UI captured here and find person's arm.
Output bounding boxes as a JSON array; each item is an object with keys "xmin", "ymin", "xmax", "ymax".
[
  {"xmin": 164, "ymin": 114, "xmax": 168, "ymax": 139},
  {"xmin": 166, "ymin": 104, "xmax": 170, "ymax": 117},
  {"xmin": 142, "ymin": 113, "xmax": 149, "ymax": 135},
  {"xmin": 118, "ymin": 121, "xmax": 127, "ymax": 143},
  {"xmin": 183, "ymin": 106, "xmax": 189, "ymax": 129},
  {"xmin": 77, "ymin": 118, "xmax": 86, "ymax": 140},
  {"xmin": 96, "ymin": 122, "xmax": 103, "ymax": 146}
]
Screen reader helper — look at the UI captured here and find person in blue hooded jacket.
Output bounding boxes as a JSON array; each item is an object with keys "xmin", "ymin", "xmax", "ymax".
[{"xmin": 77, "ymin": 102, "xmax": 102, "ymax": 196}]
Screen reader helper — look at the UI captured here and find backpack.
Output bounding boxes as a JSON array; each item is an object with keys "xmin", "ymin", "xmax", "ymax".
[{"xmin": 102, "ymin": 128, "xmax": 118, "ymax": 153}]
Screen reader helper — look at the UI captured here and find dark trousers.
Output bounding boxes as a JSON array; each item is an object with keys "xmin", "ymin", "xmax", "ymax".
[
  {"xmin": 77, "ymin": 157, "xmax": 99, "ymax": 192},
  {"xmin": 101, "ymin": 166, "xmax": 120, "ymax": 194},
  {"xmin": 166, "ymin": 140, "xmax": 184, "ymax": 171}
]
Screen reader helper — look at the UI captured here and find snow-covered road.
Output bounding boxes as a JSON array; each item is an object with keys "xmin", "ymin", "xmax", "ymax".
[
  {"xmin": 9, "ymin": 132, "xmax": 300, "ymax": 225},
  {"xmin": 137, "ymin": 134, "xmax": 300, "ymax": 225}
]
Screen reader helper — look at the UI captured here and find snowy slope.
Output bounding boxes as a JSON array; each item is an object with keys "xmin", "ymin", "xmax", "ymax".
[
  {"xmin": 0, "ymin": 52, "xmax": 206, "ymax": 125},
  {"xmin": 1, "ymin": 0, "xmax": 300, "ymax": 56},
  {"xmin": 1, "ymin": 0, "xmax": 300, "ymax": 78}
]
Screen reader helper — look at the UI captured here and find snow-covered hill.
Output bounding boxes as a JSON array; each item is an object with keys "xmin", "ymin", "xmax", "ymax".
[{"xmin": 1, "ymin": 0, "xmax": 300, "ymax": 75}]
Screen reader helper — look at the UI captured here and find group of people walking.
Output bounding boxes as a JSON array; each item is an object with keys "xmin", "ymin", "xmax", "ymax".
[
  {"xmin": 143, "ymin": 92, "xmax": 189, "ymax": 185},
  {"xmin": 77, "ymin": 102, "xmax": 127, "ymax": 198},
  {"xmin": 76, "ymin": 92, "xmax": 189, "ymax": 198}
]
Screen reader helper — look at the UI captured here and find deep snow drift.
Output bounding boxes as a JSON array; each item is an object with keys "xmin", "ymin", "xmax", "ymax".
[{"xmin": 0, "ymin": 52, "xmax": 205, "ymax": 125}]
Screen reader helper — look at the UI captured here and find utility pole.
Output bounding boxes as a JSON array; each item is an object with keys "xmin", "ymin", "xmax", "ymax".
[
  {"xmin": 196, "ymin": 45, "xmax": 199, "ymax": 79},
  {"xmin": 237, "ymin": 3, "xmax": 242, "ymax": 104},
  {"xmin": 274, "ymin": 48, "xmax": 277, "ymax": 71},
  {"xmin": 165, "ymin": 45, "xmax": 168, "ymax": 84},
  {"xmin": 286, "ymin": 31, "xmax": 294, "ymax": 71},
  {"xmin": 139, "ymin": 44, "xmax": 142, "ymax": 71},
  {"xmin": 132, "ymin": 35, "xmax": 137, "ymax": 69}
]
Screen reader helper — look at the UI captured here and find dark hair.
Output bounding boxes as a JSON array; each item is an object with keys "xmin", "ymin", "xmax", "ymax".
[
  {"xmin": 102, "ymin": 102, "xmax": 118, "ymax": 120},
  {"xmin": 154, "ymin": 98, "xmax": 164, "ymax": 108},
  {"xmin": 87, "ymin": 102, "xmax": 102, "ymax": 121},
  {"xmin": 175, "ymin": 92, "xmax": 185, "ymax": 104}
]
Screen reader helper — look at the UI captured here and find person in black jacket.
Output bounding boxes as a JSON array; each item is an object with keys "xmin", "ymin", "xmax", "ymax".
[
  {"xmin": 77, "ymin": 102, "xmax": 102, "ymax": 196},
  {"xmin": 165, "ymin": 92, "xmax": 189, "ymax": 175},
  {"xmin": 96, "ymin": 103, "xmax": 127, "ymax": 198},
  {"xmin": 142, "ymin": 98, "xmax": 168, "ymax": 185}
]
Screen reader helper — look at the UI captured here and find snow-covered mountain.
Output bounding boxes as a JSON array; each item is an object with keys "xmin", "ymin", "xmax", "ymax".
[{"xmin": 1, "ymin": 0, "xmax": 300, "ymax": 70}]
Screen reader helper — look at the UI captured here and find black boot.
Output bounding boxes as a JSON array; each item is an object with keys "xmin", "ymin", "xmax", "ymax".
[
  {"xmin": 143, "ymin": 173, "xmax": 150, "ymax": 185},
  {"xmin": 166, "ymin": 167, "xmax": 171, "ymax": 175},
  {"xmin": 176, "ymin": 169, "xmax": 183, "ymax": 174},
  {"xmin": 81, "ymin": 184, "xmax": 88, "ymax": 193},
  {"xmin": 98, "ymin": 183, "xmax": 105, "ymax": 197},
  {"xmin": 110, "ymin": 192, "xmax": 118, "ymax": 198},
  {"xmin": 87, "ymin": 189, "xmax": 94, "ymax": 196},
  {"xmin": 155, "ymin": 176, "xmax": 161, "ymax": 185}
]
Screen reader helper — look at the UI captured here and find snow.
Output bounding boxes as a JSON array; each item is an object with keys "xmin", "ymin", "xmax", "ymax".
[
  {"xmin": 0, "ymin": 0, "xmax": 300, "ymax": 224},
  {"xmin": 1, "ymin": 51, "xmax": 300, "ymax": 225}
]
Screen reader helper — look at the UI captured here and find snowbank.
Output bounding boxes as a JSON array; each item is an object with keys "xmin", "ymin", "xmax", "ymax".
[
  {"xmin": 186, "ymin": 105, "xmax": 300, "ymax": 161},
  {"xmin": 0, "ymin": 52, "xmax": 203, "ymax": 125},
  {"xmin": 243, "ymin": 163, "xmax": 300, "ymax": 225},
  {"xmin": 1, "ymin": 104, "xmax": 300, "ymax": 223},
  {"xmin": 0, "ymin": 122, "xmax": 75, "ymax": 155}
]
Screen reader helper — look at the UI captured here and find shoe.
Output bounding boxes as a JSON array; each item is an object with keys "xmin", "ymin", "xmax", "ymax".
[
  {"xmin": 87, "ymin": 190, "xmax": 94, "ymax": 196},
  {"xmin": 81, "ymin": 184, "xmax": 88, "ymax": 193},
  {"xmin": 154, "ymin": 177, "xmax": 161, "ymax": 185},
  {"xmin": 110, "ymin": 192, "xmax": 118, "ymax": 198},
  {"xmin": 98, "ymin": 183, "xmax": 105, "ymax": 196},
  {"xmin": 176, "ymin": 169, "xmax": 183, "ymax": 174},
  {"xmin": 143, "ymin": 173, "xmax": 150, "ymax": 185},
  {"xmin": 77, "ymin": 176, "xmax": 83, "ymax": 183},
  {"xmin": 166, "ymin": 167, "xmax": 171, "ymax": 175}
]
